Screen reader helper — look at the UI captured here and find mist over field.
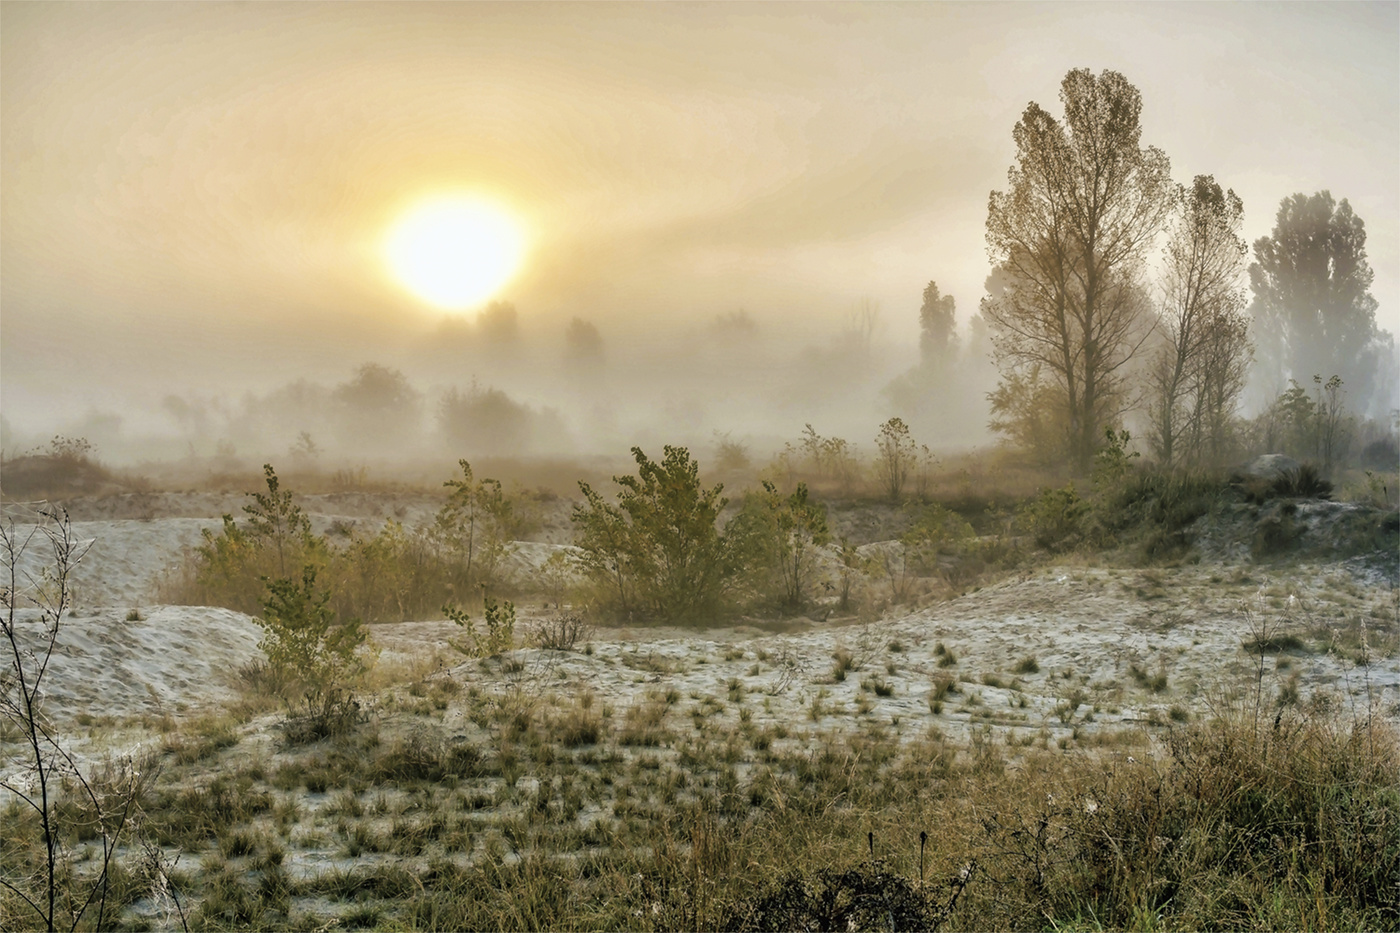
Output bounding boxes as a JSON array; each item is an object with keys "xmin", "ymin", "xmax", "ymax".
[{"xmin": 3, "ymin": 3, "xmax": 1398, "ymax": 474}]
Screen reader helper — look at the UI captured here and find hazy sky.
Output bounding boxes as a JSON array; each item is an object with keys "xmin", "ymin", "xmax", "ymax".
[{"xmin": 3, "ymin": 1, "xmax": 1398, "ymax": 433}]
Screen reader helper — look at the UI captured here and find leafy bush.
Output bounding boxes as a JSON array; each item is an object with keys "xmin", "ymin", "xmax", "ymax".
[
  {"xmin": 445, "ymin": 597, "xmax": 516, "ymax": 658},
  {"xmin": 1090, "ymin": 426, "xmax": 1139, "ymax": 495},
  {"xmin": 1018, "ymin": 484, "xmax": 1086, "ymax": 551},
  {"xmin": 189, "ymin": 464, "xmax": 325, "ymax": 614},
  {"xmin": 257, "ymin": 565, "xmax": 369, "ymax": 742},
  {"xmin": 874, "ymin": 417, "xmax": 918, "ymax": 501},
  {"xmin": 572, "ymin": 446, "xmax": 737, "ymax": 623},
  {"xmin": 325, "ymin": 519, "xmax": 442, "ymax": 623},
  {"xmin": 731, "ymin": 481, "xmax": 830, "ymax": 610},
  {"xmin": 833, "ymin": 536, "xmax": 874, "ymax": 612},
  {"xmin": 171, "ymin": 461, "xmax": 530, "ymax": 623},
  {"xmin": 797, "ymin": 424, "xmax": 861, "ymax": 493},
  {"xmin": 432, "ymin": 459, "xmax": 515, "ymax": 593},
  {"xmin": 901, "ymin": 502, "xmax": 975, "ymax": 574}
]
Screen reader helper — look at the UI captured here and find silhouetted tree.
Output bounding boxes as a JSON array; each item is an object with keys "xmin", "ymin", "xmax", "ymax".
[
  {"xmin": 564, "ymin": 317, "xmax": 604, "ymax": 367},
  {"xmin": 1147, "ymin": 176, "xmax": 1252, "ymax": 468},
  {"xmin": 918, "ymin": 281, "xmax": 958, "ymax": 369},
  {"xmin": 984, "ymin": 69, "xmax": 1172, "ymax": 472},
  {"xmin": 846, "ymin": 298, "xmax": 882, "ymax": 361},
  {"xmin": 333, "ymin": 363, "xmax": 421, "ymax": 445},
  {"xmin": 477, "ymin": 300, "xmax": 520, "ymax": 344},
  {"xmin": 1313, "ymin": 374, "xmax": 1350, "ymax": 476},
  {"xmin": 987, "ymin": 363, "xmax": 1069, "ymax": 467},
  {"xmin": 1248, "ymin": 192, "xmax": 1391, "ymax": 415},
  {"xmin": 438, "ymin": 382, "xmax": 532, "ymax": 455},
  {"xmin": 710, "ymin": 309, "xmax": 758, "ymax": 343}
]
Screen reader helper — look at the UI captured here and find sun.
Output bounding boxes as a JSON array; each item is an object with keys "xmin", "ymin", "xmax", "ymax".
[{"xmin": 384, "ymin": 196, "xmax": 526, "ymax": 311}]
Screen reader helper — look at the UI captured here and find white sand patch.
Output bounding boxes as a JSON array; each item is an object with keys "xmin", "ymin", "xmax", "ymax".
[
  {"xmin": 6, "ymin": 605, "xmax": 262, "ymax": 722},
  {"xmin": 3, "ymin": 515, "xmax": 224, "ymax": 608},
  {"xmin": 368, "ymin": 563, "xmax": 1400, "ymax": 750}
]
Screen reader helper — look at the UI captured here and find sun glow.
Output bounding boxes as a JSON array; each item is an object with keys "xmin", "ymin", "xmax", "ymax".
[{"xmin": 384, "ymin": 197, "xmax": 526, "ymax": 311}]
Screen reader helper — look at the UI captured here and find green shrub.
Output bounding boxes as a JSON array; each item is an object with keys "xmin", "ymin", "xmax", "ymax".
[
  {"xmin": 185, "ymin": 465, "xmax": 325, "ymax": 614},
  {"xmin": 572, "ymin": 446, "xmax": 737, "ymax": 623},
  {"xmin": 445, "ymin": 596, "xmax": 516, "ymax": 658},
  {"xmin": 901, "ymin": 502, "xmax": 976, "ymax": 575},
  {"xmin": 258, "ymin": 565, "xmax": 369, "ymax": 742},
  {"xmin": 731, "ymin": 481, "xmax": 830, "ymax": 610},
  {"xmin": 432, "ymin": 459, "xmax": 516, "ymax": 592},
  {"xmin": 1019, "ymin": 484, "xmax": 1086, "ymax": 551}
]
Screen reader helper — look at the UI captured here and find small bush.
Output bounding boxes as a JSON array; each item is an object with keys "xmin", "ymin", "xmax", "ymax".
[
  {"xmin": 861, "ymin": 676, "xmax": 894, "ymax": 697},
  {"xmin": 1242, "ymin": 632, "xmax": 1307, "ymax": 653},
  {"xmin": 1272, "ymin": 463, "xmax": 1333, "ymax": 500},
  {"xmin": 1128, "ymin": 663, "xmax": 1168, "ymax": 693},
  {"xmin": 258, "ymin": 565, "xmax": 369, "ymax": 743},
  {"xmin": 1019, "ymin": 484, "xmax": 1086, "ymax": 551},
  {"xmin": 830, "ymin": 648, "xmax": 859, "ymax": 682},
  {"xmin": 572, "ymin": 445, "xmax": 736, "ymax": 623},
  {"xmin": 529, "ymin": 614, "xmax": 593, "ymax": 652},
  {"xmin": 722, "ymin": 858, "xmax": 969, "ymax": 932},
  {"xmin": 445, "ymin": 597, "xmax": 516, "ymax": 658}
]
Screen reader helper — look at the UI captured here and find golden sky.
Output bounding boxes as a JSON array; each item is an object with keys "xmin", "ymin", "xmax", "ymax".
[{"xmin": 2, "ymin": 1, "xmax": 1397, "ymax": 425}]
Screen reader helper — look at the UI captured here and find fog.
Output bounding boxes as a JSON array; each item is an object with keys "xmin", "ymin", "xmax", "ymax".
[{"xmin": 3, "ymin": 3, "xmax": 1397, "ymax": 469}]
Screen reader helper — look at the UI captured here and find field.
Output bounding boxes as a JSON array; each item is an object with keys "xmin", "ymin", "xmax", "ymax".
[{"xmin": 3, "ymin": 477, "xmax": 1398, "ymax": 931}]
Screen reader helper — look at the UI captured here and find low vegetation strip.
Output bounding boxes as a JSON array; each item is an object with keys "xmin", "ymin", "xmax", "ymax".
[{"xmin": 3, "ymin": 670, "xmax": 1395, "ymax": 931}]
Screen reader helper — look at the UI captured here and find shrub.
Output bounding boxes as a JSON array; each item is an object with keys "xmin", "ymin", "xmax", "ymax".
[
  {"xmin": 1272, "ymin": 463, "xmax": 1334, "ymax": 500},
  {"xmin": 445, "ymin": 596, "xmax": 516, "ymax": 658},
  {"xmin": 187, "ymin": 464, "xmax": 326, "ymax": 614},
  {"xmin": 1093, "ymin": 468, "xmax": 1228, "ymax": 559},
  {"xmin": 731, "ymin": 481, "xmax": 830, "ymax": 610},
  {"xmin": 1019, "ymin": 484, "xmax": 1086, "ymax": 551},
  {"xmin": 722, "ymin": 859, "xmax": 970, "ymax": 932},
  {"xmin": 257, "ymin": 565, "xmax": 369, "ymax": 742},
  {"xmin": 529, "ymin": 614, "xmax": 592, "ymax": 652},
  {"xmin": 572, "ymin": 446, "xmax": 737, "ymax": 623},
  {"xmin": 901, "ymin": 502, "xmax": 976, "ymax": 575},
  {"xmin": 833, "ymin": 536, "xmax": 874, "ymax": 612},
  {"xmin": 874, "ymin": 417, "xmax": 919, "ymax": 501},
  {"xmin": 432, "ymin": 459, "xmax": 515, "ymax": 593}
]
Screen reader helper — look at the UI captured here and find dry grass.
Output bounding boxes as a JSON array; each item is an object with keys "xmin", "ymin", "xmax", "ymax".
[{"xmin": 6, "ymin": 651, "xmax": 1394, "ymax": 933}]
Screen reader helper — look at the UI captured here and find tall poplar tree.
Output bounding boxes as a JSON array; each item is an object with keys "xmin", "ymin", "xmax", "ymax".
[
  {"xmin": 1248, "ymin": 191, "xmax": 1390, "ymax": 415},
  {"xmin": 984, "ymin": 69, "xmax": 1173, "ymax": 472}
]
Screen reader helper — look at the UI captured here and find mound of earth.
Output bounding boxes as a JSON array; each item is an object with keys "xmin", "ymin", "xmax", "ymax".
[
  {"xmin": 0, "ymin": 454, "xmax": 127, "ymax": 499},
  {"xmin": 1192, "ymin": 496, "xmax": 1398, "ymax": 583},
  {"xmin": 6, "ymin": 605, "xmax": 262, "ymax": 722}
]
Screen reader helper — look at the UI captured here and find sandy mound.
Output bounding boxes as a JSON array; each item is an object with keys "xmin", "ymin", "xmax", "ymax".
[
  {"xmin": 2, "ymin": 515, "xmax": 225, "ymax": 608},
  {"xmin": 8, "ymin": 605, "xmax": 262, "ymax": 723}
]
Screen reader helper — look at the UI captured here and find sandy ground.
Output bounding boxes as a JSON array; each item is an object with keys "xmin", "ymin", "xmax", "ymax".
[
  {"xmin": 378, "ymin": 563, "xmax": 1400, "ymax": 751},
  {"xmin": 3, "ymin": 496, "xmax": 1396, "ymax": 748}
]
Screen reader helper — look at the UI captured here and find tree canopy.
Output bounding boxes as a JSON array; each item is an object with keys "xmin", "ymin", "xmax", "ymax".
[
  {"xmin": 1248, "ymin": 191, "xmax": 1392, "ymax": 416},
  {"xmin": 983, "ymin": 68, "xmax": 1173, "ymax": 472}
]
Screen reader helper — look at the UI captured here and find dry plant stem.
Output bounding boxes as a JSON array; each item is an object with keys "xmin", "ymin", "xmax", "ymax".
[
  {"xmin": 1, "ymin": 507, "xmax": 135, "ymax": 933},
  {"xmin": 141, "ymin": 839, "xmax": 190, "ymax": 933}
]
